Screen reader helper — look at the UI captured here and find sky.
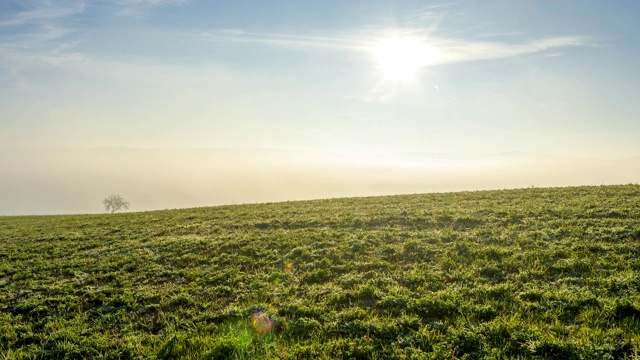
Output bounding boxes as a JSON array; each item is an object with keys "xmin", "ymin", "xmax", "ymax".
[{"xmin": 1, "ymin": 0, "xmax": 639, "ymax": 215}]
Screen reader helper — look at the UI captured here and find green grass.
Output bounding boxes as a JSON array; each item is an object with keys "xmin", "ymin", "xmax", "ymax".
[{"xmin": 1, "ymin": 185, "xmax": 640, "ymax": 359}]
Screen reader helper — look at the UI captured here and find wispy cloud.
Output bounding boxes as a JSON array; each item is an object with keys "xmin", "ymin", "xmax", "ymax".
[
  {"xmin": 433, "ymin": 35, "xmax": 593, "ymax": 64},
  {"xmin": 0, "ymin": 0, "xmax": 597, "ymax": 92},
  {"xmin": 202, "ymin": 28, "xmax": 594, "ymax": 65},
  {"xmin": 0, "ymin": 40, "xmax": 89, "ymax": 89},
  {"xmin": 0, "ymin": 1, "xmax": 85, "ymax": 27},
  {"xmin": 200, "ymin": 30, "xmax": 368, "ymax": 52},
  {"xmin": 473, "ymin": 31, "xmax": 522, "ymax": 39},
  {"xmin": 361, "ymin": 91, "xmax": 396, "ymax": 103},
  {"xmin": 418, "ymin": 1, "xmax": 468, "ymax": 20},
  {"xmin": 112, "ymin": 0, "xmax": 187, "ymax": 17},
  {"xmin": 0, "ymin": 0, "xmax": 185, "ymax": 87},
  {"xmin": 0, "ymin": 1, "xmax": 88, "ymax": 86}
]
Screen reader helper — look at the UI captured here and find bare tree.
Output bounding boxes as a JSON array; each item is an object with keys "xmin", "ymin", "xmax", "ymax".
[{"xmin": 103, "ymin": 194, "xmax": 130, "ymax": 214}]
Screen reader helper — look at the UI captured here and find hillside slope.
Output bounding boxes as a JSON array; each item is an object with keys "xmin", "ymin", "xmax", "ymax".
[{"xmin": 1, "ymin": 185, "xmax": 640, "ymax": 359}]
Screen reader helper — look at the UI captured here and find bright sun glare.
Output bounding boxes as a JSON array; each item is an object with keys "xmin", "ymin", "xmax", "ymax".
[{"xmin": 373, "ymin": 37, "xmax": 439, "ymax": 81}]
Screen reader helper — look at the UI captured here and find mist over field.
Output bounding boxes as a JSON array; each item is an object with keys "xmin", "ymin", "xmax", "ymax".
[
  {"xmin": 1, "ymin": 148, "xmax": 638, "ymax": 216},
  {"xmin": 3, "ymin": 2, "xmax": 640, "ymax": 218}
]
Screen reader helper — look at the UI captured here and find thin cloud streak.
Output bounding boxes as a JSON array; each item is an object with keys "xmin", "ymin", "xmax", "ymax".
[
  {"xmin": 435, "ymin": 36, "xmax": 594, "ymax": 64},
  {"xmin": 0, "ymin": 1, "xmax": 85, "ymax": 27},
  {"xmin": 200, "ymin": 30, "xmax": 368, "ymax": 52},
  {"xmin": 432, "ymin": 84, "xmax": 461, "ymax": 102},
  {"xmin": 0, "ymin": 2, "xmax": 87, "ymax": 85},
  {"xmin": 201, "ymin": 29, "xmax": 595, "ymax": 66},
  {"xmin": 112, "ymin": 0, "xmax": 188, "ymax": 16},
  {"xmin": 0, "ymin": 27, "xmax": 89, "ymax": 80}
]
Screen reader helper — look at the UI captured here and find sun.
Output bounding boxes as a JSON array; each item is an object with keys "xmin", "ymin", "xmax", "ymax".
[{"xmin": 372, "ymin": 37, "xmax": 439, "ymax": 81}]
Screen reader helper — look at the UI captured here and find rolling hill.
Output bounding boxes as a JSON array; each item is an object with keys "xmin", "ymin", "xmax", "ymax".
[{"xmin": 1, "ymin": 185, "xmax": 640, "ymax": 359}]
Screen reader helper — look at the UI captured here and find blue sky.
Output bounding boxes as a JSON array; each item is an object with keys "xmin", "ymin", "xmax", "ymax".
[
  {"xmin": 1, "ymin": 1, "xmax": 639, "ymax": 214},
  {"xmin": 2, "ymin": 0, "xmax": 639, "ymax": 156}
]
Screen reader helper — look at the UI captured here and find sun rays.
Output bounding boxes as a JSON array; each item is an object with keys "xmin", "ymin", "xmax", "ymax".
[{"xmin": 372, "ymin": 36, "xmax": 440, "ymax": 81}]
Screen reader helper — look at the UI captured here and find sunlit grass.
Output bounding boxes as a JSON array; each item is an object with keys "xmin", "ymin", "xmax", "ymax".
[{"xmin": 1, "ymin": 184, "xmax": 639, "ymax": 358}]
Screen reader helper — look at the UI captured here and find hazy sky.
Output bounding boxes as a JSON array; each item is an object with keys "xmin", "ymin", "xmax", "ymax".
[{"xmin": 1, "ymin": 1, "xmax": 639, "ymax": 215}]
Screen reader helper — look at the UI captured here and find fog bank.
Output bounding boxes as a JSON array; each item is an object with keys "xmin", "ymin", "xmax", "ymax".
[{"xmin": 1, "ymin": 148, "xmax": 638, "ymax": 216}]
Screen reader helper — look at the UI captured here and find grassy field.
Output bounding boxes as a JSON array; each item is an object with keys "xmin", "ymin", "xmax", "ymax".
[{"xmin": 1, "ymin": 185, "xmax": 640, "ymax": 359}]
